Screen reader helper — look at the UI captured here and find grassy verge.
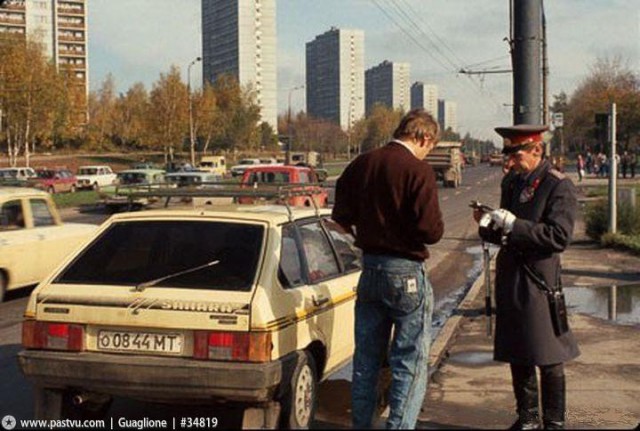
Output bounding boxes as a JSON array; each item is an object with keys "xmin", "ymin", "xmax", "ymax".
[
  {"xmin": 584, "ymin": 197, "xmax": 640, "ymax": 254},
  {"xmin": 52, "ymin": 191, "xmax": 100, "ymax": 208},
  {"xmin": 585, "ymin": 185, "xmax": 640, "ymax": 198},
  {"xmin": 601, "ymin": 232, "xmax": 640, "ymax": 256}
]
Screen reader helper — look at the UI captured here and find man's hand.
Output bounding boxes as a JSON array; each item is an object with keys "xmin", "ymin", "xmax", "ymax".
[{"xmin": 489, "ymin": 209, "xmax": 516, "ymax": 233}]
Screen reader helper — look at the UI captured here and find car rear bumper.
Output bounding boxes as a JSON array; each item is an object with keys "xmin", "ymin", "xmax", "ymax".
[{"xmin": 19, "ymin": 349, "xmax": 297, "ymax": 403}]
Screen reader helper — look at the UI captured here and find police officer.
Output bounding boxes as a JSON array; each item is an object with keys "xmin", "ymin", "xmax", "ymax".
[{"xmin": 473, "ymin": 125, "xmax": 580, "ymax": 430}]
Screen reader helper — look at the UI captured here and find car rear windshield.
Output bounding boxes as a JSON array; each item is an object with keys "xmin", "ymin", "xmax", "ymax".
[{"xmin": 55, "ymin": 220, "xmax": 264, "ymax": 291}]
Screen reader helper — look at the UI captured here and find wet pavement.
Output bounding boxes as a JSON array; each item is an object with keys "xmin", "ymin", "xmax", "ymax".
[
  {"xmin": 314, "ymin": 173, "xmax": 640, "ymax": 429},
  {"xmin": 420, "ymin": 176, "xmax": 640, "ymax": 430}
]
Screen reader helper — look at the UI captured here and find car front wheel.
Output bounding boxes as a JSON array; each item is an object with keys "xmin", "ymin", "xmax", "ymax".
[
  {"xmin": 92, "ymin": 182, "xmax": 100, "ymax": 191},
  {"xmin": 280, "ymin": 351, "xmax": 317, "ymax": 429}
]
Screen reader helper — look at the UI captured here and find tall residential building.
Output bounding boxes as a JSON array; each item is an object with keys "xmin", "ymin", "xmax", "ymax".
[
  {"xmin": 305, "ymin": 27, "xmax": 364, "ymax": 130},
  {"xmin": 202, "ymin": 0, "xmax": 277, "ymax": 129},
  {"xmin": 410, "ymin": 82, "xmax": 438, "ymax": 121},
  {"xmin": 0, "ymin": 0, "xmax": 89, "ymax": 96},
  {"xmin": 438, "ymin": 99, "xmax": 458, "ymax": 133},
  {"xmin": 364, "ymin": 60, "xmax": 410, "ymax": 115}
]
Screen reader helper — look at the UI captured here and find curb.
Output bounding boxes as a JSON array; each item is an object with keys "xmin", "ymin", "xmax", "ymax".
[{"xmin": 428, "ymin": 263, "xmax": 490, "ymax": 370}]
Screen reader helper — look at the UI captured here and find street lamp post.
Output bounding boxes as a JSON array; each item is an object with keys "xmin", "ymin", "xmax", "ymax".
[
  {"xmin": 188, "ymin": 56, "xmax": 202, "ymax": 167},
  {"xmin": 286, "ymin": 84, "xmax": 304, "ymax": 163}
]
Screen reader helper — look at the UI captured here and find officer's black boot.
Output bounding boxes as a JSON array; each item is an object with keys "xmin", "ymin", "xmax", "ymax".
[
  {"xmin": 509, "ymin": 365, "xmax": 541, "ymax": 430},
  {"xmin": 541, "ymin": 369, "xmax": 566, "ymax": 430}
]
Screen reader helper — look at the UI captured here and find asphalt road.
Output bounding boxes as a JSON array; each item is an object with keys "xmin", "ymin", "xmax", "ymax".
[{"xmin": 0, "ymin": 164, "xmax": 504, "ymax": 428}]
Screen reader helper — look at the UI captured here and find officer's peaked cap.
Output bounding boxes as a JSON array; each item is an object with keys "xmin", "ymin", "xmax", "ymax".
[{"xmin": 495, "ymin": 124, "xmax": 548, "ymax": 154}]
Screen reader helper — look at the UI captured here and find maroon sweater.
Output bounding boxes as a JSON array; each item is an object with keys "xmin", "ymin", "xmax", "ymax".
[{"xmin": 332, "ymin": 142, "xmax": 444, "ymax": 261}]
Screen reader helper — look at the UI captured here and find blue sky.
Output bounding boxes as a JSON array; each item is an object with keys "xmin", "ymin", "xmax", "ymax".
[{"xmin": 88, "ymin": 0, "xmax": 639, "ymax": 141}]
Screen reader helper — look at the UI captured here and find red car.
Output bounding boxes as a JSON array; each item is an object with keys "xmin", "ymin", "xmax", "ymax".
[
  {"xmin": 239, "ymin": 165, "xmax": 329, "ymax": 207},
  {"xmin": 28, "ymin": 168, "xmax": 77, "ymax": 193}
]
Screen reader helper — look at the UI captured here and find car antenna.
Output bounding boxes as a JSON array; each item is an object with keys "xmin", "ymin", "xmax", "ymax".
[{"xmin": 133, "ymin": 260, "xmax": 220, "ymax": 292}]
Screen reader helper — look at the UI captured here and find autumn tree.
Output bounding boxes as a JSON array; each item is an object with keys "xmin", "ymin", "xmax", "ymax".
[
  {"xmin": 113, "ymin": 82, "xmax": 149, "ymax": 149},
  {"xmin": 561, "ymin": 56, "xmax": 640, "ymax": 154},
  {"xmin": 86, "ymin": 73, "xmax": 117, "ymax": 150},
  {"xmin": 148, "ymin": 65, "xmax": 189, "ymax": 161},
  {"xmin": 0, "ymin": 34, "xmax": 68, "ymax": 166},
  {"xmin": 209, "ymin": 74, "xmax": 261, "ymax": 152},
  {"xmin": 191, "ymin": 82, "xmax": 219, "ymax": 156},
  {"xmin": 359, "ymin": 104, "xmax": 403, "ymax": 153}
]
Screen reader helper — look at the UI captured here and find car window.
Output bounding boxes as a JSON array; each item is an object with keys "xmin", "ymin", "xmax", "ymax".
[
  {"xmin": 0, "ymin": 200, "xmax": 25, "ymax": 231},
  {"xmin": 298, "ymin": 221, "xmax": 339, "ymax": 283},
  {"xmin": 323, "ymin": 218, "xmax": 362, "ymax": 273},
  {"xmin": 278, "ymin": 224, "xmax": 304, "ymax": 288},
  {"xmin": 298, "ymin": 171, "xmax": 310, "ymax": 184},
  {"xmin": 55, "ymin": 220, "xmax": 264, "ymax": 291},
  {"xmin": 30, "ymin": 199, "xmax": 56, "ymax": 227}
]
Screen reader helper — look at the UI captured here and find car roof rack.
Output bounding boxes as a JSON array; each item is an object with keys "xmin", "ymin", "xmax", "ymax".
[{"xmin": 119, "ymin": 183, "xmax": 326, "ymax": 221}]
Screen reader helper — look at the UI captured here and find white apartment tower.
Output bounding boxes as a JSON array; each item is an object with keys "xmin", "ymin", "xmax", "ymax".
[
  {"xmin": 410, "ymin": 82, "xmax": 438, "ymax": 121},
  {"xmin": 202, "ymin": 0, "xmax": 277, "ymax": 128},
  {"xmin": 438, "ymin": 99, "xmax": 458, "ymax": 133},
  {"xmin": 0, "ymin": 0, "xmax": 89, "ymax": 97},
  {"xmin": 365, "ymin": 61, "xmax": 410, "ymax": 115},
  {"xmin": 305, "ymin": 27, "xmax": 365, "ymax": 130}
]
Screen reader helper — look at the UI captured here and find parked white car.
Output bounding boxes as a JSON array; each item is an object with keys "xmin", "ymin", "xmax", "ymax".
[
  {"xmin": 0, "ymin": 167, "xmax": 37, "ymax": 182},
  {"xmin": 75, "ymin": 165, "xmax": 117, "ymax": 190},
  {"xmin": 0, "ymin": 188, "xmax": 97, "ymax": 301},
  {"xmin": 229, "ymin": 158, "xmax": 262, "ymax": 177}
]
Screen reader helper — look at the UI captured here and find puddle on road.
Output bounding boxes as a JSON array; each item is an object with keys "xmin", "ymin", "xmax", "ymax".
[
  {"xmin": 448, "ymin": 350, "xmax": 494, "ymax": 366},
  {"xmin": 565, "ymin": 283, "xmax": 640, "ymax": 325}
]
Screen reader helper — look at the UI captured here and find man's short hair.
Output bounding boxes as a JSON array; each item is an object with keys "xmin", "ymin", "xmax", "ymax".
[{"xmin": 393, "ymin": 109, "xmax": 440, "ymax": 142}]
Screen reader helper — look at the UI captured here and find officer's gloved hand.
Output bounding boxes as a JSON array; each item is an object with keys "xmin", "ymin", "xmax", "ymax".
[
  {"xmin": 489, "ymin": 209, "xmax": 516, "ymax": 233},
  {"xmin": 479, "ymin": 212, "xmax": 492, "ymax": 229}
]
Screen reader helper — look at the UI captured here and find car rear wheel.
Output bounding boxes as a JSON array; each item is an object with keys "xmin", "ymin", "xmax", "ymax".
[
  {"xmin": 0, "ymin": 271, "xmax": 6, "ymax": 303},
  {"xmin": 280, "ymin": 351, "xmax": 317, "ymax": 429}
]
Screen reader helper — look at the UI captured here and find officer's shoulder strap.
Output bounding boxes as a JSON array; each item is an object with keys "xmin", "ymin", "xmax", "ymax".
[{"xmin": 548, "ymin": 168, "xmax": 566, "ymax": 180}]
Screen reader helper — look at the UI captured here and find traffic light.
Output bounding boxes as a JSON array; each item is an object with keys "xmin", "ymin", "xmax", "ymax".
[{"xmin": 594, "ymin": 113, "xmax": 609, "ymax": 143}]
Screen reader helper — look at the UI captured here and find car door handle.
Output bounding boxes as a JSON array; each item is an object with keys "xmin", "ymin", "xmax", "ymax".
[{"xmin": 312, "ymin": 295, "xmax": 330, "ymax": 307}]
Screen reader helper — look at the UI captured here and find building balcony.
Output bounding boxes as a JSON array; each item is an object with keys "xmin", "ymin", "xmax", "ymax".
[
  {"xmin": 57, "ymin": 21, "xmax": 84, "ymax": 29},
  {"xmin": 58, "ymin": 34, "xmax": 84, "ymax": 42},
  {"xmin": 58, "ymin": 48, "xmax": 85, "ymax": 57},
  {"xmin": 0, "ymin": 16, "xmax": 25, "ymax": 26},
  {"xmin": 57, "ymin": 8, "xmax": 84, "ymax": 17},
  {"xmin": 2, "ymin": 3, "xmax": 26, "ymax": 11},
  {"xmin": 59, "ymin": 62, "xmax": 86, "ymax": 71}
]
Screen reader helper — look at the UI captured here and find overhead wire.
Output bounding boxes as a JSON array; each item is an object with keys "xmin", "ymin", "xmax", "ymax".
[{"xmin": 370, "ymin": 0, "xmax": 509, "ymax": 115}]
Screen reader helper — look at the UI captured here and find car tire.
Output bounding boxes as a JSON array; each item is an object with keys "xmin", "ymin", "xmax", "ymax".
[
  {"xmin": 92, "ymin": 182, "xmax": 100, "ymax": 191},
  {"xmin": 280, "ymin": 351, "xmax": 317, "ymax": 429},
  {"xmin": 0, "ymin": 270, "xmax": 6, "ymax": 303}
]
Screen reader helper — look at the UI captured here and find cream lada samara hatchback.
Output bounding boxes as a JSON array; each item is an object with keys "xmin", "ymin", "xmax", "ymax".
[{"xmin": 19, "ymin": 204, "xmax": 361, "ymax": 428}]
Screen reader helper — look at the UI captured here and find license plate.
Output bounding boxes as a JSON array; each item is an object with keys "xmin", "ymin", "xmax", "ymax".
[{"xmin": 97, "ymin": 330, "xmax": 183, "ymax": 354}]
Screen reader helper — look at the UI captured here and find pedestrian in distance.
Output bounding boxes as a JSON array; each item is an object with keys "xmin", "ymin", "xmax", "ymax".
[
  {"xmin": 472, "ymin": 125, "xmax": 580, "ymax": 430},
  {"xmin": 333, "ymin": 108, "xmax": 444, "ymax": 429},
  {"xmin": 576, "ymin": 154, "xmax": 585, "ymax": 182},
  {"xmin": 620, "ymin": 150, "xmax": 630, "ymax": 179},
  {"xmin": 585, "ymin": 150, "xmax": 593, "ymax": 175},
  {"xmin": 630, "ymin": 150, "xmax": 637, "ymax": 178}
]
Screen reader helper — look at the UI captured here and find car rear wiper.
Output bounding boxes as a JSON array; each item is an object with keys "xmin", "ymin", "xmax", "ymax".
[{"xmin": 134, "ymin": 260, "xmax": 220, "ymax": 292}]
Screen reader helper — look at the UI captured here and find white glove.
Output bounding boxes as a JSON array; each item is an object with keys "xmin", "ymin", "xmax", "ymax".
[
  {"xmin": 490, "ymin": 209, "xmax": 516, "ymax": 233},
  {"xmin": 479, "ymin": 212, "xmax": 492, "ymax": 228}
]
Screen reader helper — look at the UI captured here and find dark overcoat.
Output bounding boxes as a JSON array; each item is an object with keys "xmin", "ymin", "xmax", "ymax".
[{"xmin": 480, "ymin": 160, "xmax": 580, "ymax": 365}]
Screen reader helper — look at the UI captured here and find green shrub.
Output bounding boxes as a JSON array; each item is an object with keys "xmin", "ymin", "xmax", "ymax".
[
  {"xmin": 600, "ymin": 232, "xmax": 640, "ymax": 255},
  {"xmin": 585, "ymin": 198, "xmax": 640, "ymax": 239},
  {"xmin": 53, "ymin": 191, "xmax": 100, "ymax": 208}
]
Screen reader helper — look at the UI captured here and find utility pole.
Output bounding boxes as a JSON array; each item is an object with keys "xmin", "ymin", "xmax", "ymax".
[
  {"xmin": 286, "ymin": 85, "xmax": 304, "ymax": 164},
  {"xmin": 609, "ymin": 103, "xmax": 617, "ymax": 234},
  {"xmin": 512, "ymin": 0, "xmax": 543, "ymax": 125}
]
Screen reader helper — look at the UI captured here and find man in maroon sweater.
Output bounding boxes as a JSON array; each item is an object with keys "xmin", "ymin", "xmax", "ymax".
[{"xmin": 333, "ymin": 109, "xmax": 444, "ymax": 428}]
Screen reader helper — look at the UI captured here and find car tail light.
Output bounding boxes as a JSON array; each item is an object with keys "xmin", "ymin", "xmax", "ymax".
[
  {"xmin": 22, "ymin": 320, "xmax": 85, "ymax": 352},
  {"xmin": 193, "ymin": 331, "xmax": 271, "ymax": 362}
]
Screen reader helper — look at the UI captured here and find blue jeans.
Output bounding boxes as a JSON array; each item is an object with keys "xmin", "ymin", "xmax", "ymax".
[{"xmin": 351, "ymin": 254, "xmax": 434, "ymax": 429}]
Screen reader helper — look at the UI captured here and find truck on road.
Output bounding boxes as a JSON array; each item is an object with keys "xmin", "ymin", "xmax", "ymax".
[{"xmin": 426, "ymin": 141, "xmax": 463, "ymax": 188}]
